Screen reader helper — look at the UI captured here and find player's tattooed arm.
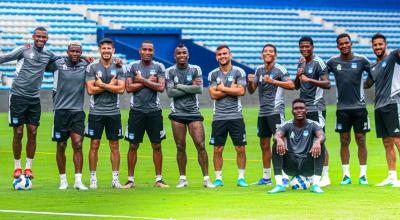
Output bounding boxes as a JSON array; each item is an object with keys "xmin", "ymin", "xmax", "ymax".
[
  {"xmin": 86, "ymin": 79, "xmax": 106, "ymax": 95},
  {"xmin": 274, "ymin": 130, "xmax": 287, "ymax": 156},
  {"xmin": 300, "ymin": 74, "xmax": 331, "ymax": 89},
  {"xmin": 364, "ymin": 74, "xmax": 374, "ymax": 89},
  {"xmin": 264, "ymin": 75, "xmax": 295, "ymax": 90},
  {"xmin": 217, "ymin": 81, "xmax": 245, "ymax": 96},
  {"xmin": 310, "ymin": 129, "xmax": 325, "ymax": 158},
  {"xmin": 126, "ymin": 77, "xmax": 145, "ymax": 93},
  {"xmin": 97, "ymin": 75, "xmax": 125, "ymax": 94}
]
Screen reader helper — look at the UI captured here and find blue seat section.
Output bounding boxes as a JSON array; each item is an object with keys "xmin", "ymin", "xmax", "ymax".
[
  {"xmin": 0, "ymin": 11, "xmax": 82, "ymax": 17},
  {"xmin": 0, "ymin": 5, "xmax": 70, "ymax": 10},
  {"xmin": 49, "ymin": 24, "xmax": 108, "ymax": 29},
  {"xmin": 36, "ymin": 18, "xmax": 96, "ymax": 23}
]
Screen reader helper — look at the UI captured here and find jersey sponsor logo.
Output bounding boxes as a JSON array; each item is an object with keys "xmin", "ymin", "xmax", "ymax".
[
  {"xmin": 216, "ymin": 77, "xmax": 221, "ymax": 85},
  {"xmin": 128, "ymin": 133, "xmax": 135, "ymax": 140},
  {"xmin": 259, "ymin": 75, "xmax": 263, "ymax": 83},
  {"xmin": 351, "ymin": 63, "xmax": 357, "ymax": 69},
  {"xmin": 12, "ymin": 117, "xmax": 18, "ymax": 124},
  {"xmin": 55, "ymin": 132, "xmax": 61, "ymax": 139},
  {"xmin": 29, "ymin": 52, "xmax": 34, "ymax": 59},
  {"xmin": 290, "ymin": 131, "xmax": 295, "ymax": 139},
  {"xmin": 174, "ymin": 76, "xmax": 179, "ymax": 84},
  {"xmin": 337, "ymin": 64, "xmax": 342, "ymax": 71},
  {"xmin": 111, "ymin": 70, "xmax": 117, "ymax": 76},
  {"xmin": 150, "ymin": 69, "xmax": 156, "ymax": 75},
  {"xmin": 303, "ymin": 130, "xmax": 309, "ymax": 137},
  {"xmin": 62, "ymin": 64, "xmax": 68, "ymax": 70},
  {"xmin": 227, "ymin": 76, "xmax": 233, "ymax": 82},
  {"xmin": 336, "ymin": 123, "xmax": 342, "ymax": 130},
  {"xmin": 382, "ymin": 61, "xmax": 387, "ymax": 68},
  {"xmin": 96, "ymin": 71, "xmax": 102, "ymax": 77},
  {"xmin": 186, "ymin": 74, "xmax": 193, "ymax": 81},
  {"xmin": 372, "ymin": 67, "xmax": 376, "ymax": 71}
]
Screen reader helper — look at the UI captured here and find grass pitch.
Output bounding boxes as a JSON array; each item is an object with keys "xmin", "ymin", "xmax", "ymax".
[{"xmin": 0, "ymin": 105, "xmax": 399, "ymax": 219}]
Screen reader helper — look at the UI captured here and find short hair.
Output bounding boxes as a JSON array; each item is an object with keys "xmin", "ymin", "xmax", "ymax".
[
  {"xmin": 176, "ymin": 43, "xmax": 187, "ymax": 49},
  {"xmin": 141, "ymin": 40, "xmax": 153, "ymax": 48},
  {"xmin": 336, "ymin": 33, "xmax": 351, "ymax": 44},
  {"xmin": 262, "ymin": 44, "xmax": 277, "ymax": 53},
  {"xmin": 33, "ymin": 26, "xmax": 47, "ymax": 33},
  {"xmin": 299, "ymin": 36, "xmax": 314, "ymax": 46},
  {"xmin": 371, "ymin": 33, "xmax": 386, "ymax": 43},
  {"xmin": 216, "ymin": 44, "xmax": 230, "ymax": 52},
  {"xmin": 67, "ymin": 41, "xmax": 82, "ymax": 50},
  {"xmin": 292, "ymin": 98, "xmax": 306, "ymax": 106},
  {"xmin": 98, "ymin": 38, "xmax": 113, "ymax": 47}
]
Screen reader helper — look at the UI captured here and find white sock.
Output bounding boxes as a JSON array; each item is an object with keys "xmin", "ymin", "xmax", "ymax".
[
  {"xmin": 112, "ymin": 171, "xmax": 119, "ymax": 181},
  {"xmin": 215, "ymin": 170, "xmax": 222, "ymax": 180},
  {"xmin": 282, "ymin": 171, "xmax": 289, "ymax": 180},
  {"xmin": 90, "ymin": 171, "xmax": 97, "ymax": 181},
  {"xmin": 388, "ymin": 170, "xmax": 397, "ymax": 180},
  {"xmin": 75, "ymin": 173, "xmax": 82, "ymax": 183},
  {"xmin": 203, "ymin": 176, "xmax": 210, "ymax": 181},
  {"xmin": 14, "ymin": 159, "xmax": 21, "ymax": 169},
  {"xmin": 322, "ymin": 166, "xmax": 329, "ymax": 177},
  {"xmin": 155, "ymin": 175, "xmax": 162, "ymax": 182},
  {"xmin": 275, "ymin": 175, "xmax": 283, "ymax": 185},
  {"xmin": 179, "ymin": 175, "xmax": 187, "ymax": 180},
  {"xmin": 313, "ymin": 175, "xmax": 321, "ymax": 186},
  {"xmin": 342, "ymin": 164, "xmax": 350, "ymax": 177},
  {"xmin": 25, "ymin": 158, "xmax": 33, "ymax": 169},
  {"xmin": 238, "ymin": 169, "xmax": 245, "ymax": 179},
  {"xmin": 263, "ymin": 168, "xmax": 271, "ymax": 179},
  {"xmin": 128, "ymin": 176, "xmax": 134, "ymax": 182},
  {"xmin": 360, "ymin": 165, "xmax": 367, "ymax": 177},
  {"xmin": 60, "ymin": 174, "xmax": 67, "ymax": 182}
]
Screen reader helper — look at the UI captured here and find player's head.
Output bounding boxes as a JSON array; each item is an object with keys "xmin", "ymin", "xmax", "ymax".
[
  {"xmin": 299, "ymin": 36, "xmax": 314, "ymax": 59},
  {"xmin": 292, "ymin": 98, "xmax": 307, "ymax": 120},
  {"xmin": 336, "ymin": 33, "xmax": 352, "ymax": 56},
  {"xmin": 261, "ymin": 44, "xmax": 277, "ymax": 64},
  {"xmin": 371, "ymin": 33, "xmax": 387, "ymax": 59},
  {"xmin": 98, "ymin": 38, "xmax": 115, "ymax": 61},
  {"xmin": 215, "ymin": 45, "xmax": 232, "ymax": 67},
  {"xmin": 140, "ymin": 40, "xmax": 154, "ymax": 63},
  {"xmin": 32, "ymin": 27, "xmax": 48, "ymax": 48},
  {"xmin": 174, "ymin": 43, "xmax": 189, "ymax": 65},
  {"xmin": 67, "ymin": 42, "xmax": 82, "ymax": 63}
]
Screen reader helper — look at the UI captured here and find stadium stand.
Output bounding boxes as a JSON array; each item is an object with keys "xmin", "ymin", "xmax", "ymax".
[{"xmin": 0, "ymin": 0, "xmax": 399, "ymax": 89}]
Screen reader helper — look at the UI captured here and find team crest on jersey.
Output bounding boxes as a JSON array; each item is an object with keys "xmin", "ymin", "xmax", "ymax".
[
  {"xmin": 96, "ymin": 71, "xmax": 102, "ymax": 77},
  {"xmin": 227, "ymin": 76, "xmax": 233, "ymax": 82},
  {"xmin": 55, "ymin": 132, "xmax": 61, "ymax": 139},
  {"xmin": 174, "ymin": 76, "xmax": 179, "ymax": 84},
  {"xmin": 150, "ymin": 70, "xmax": 156, "ymax": 75},
  {"xmin": 382, "ymin": 61, "xmax": 387, "ymax": 68},
  {"xmin": 12, "ymin": 117, "xmax": 18, "ymax": 124},
  {"xmin": 303, "ymin": 130, "xmax": 309, "ymax": 137},
  {"xmin": 308, "ymin": 68, "xmax": 313, "ymax": 74},
  {"xmin": 128, "ymin": 133, "xmax": 135, "ymax": 140},
  {"xmin": 186, "ymin": 74, "xmax": 193, "ymax": 81},
  {"xmin": 290, "ymin": 131, "xmax": 295, "ymax": 139},
  {"xmin": 337, "ymin": 123, "xmax": 342, "ymax": 130},
  {"xmin": 351, "ymin": 63, "xmax": 357, "ymax": 69},
  {"xmin": 111, "ymin": 70, "xmax": 117, "ymax": 76},
  {"xmin": 337, "ymin": 64, "xmax": 342, "ymax": 71},
  {"xmin": 62, "ymin": 64, "xmax": 68, "ymax": 70}
]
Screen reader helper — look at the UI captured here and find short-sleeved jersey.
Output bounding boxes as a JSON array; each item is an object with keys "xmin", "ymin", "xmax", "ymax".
[
  {"xmin": 208, "ymin": 66, "xmax": 247, "ymax": 121},
  {"xmin": 368, "ymin": 49, "xmax": 400, "ymax": 109},
  {"xmin": 298, "ymin": 56, "xmax": 328, "ymax": 112},
  {"xmin": 327, "ymin": 54, "xmax": 371, "ymax": 110},
  {"xmin": 0, "ymin": 46, "xmax": 58, "ymax": 98},
  {"xmin": 48, "ymin": 57, "xmax": 88, "ymax": 111},
  {"xmin": 277, "ymin": 119, "xmax": 322, "ymax": 155},
  {"xmin": 127, "ymin": 60, "xmax": 166, "ymax": 113},
  {"xmin": 165, "ymin": 64, "xmax": 202, "ymax": 117},
  {"xmin": 255, "ymin": 63, "xmax": 290, "ymax": 116},
  {"xmin": 85, "ymin": 60, "xmax": 126, "ymax": 115}
]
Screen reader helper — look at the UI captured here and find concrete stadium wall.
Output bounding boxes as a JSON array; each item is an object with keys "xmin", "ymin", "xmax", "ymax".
[{"xmin": 0, "ymin": 88, "xmax": 376, "ymax": 113}]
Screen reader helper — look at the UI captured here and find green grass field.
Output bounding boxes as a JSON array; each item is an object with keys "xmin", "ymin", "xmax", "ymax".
[{"xmin": 0, "ymin": 105, "xmax": 399, "ymax": 220}]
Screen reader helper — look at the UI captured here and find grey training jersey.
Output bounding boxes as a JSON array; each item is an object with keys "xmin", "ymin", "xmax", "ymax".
[
  {"xmin": 127, "ymin": 60, "xmax": 166, "ymax": 113},
  {"xmin": 298, "ymin": 56, "xmax": 328, "ymax": 112},
  {"xmin": 85, "ymin": 60, "xmax": 126, "ymax": 115},
  {"xmin": 327, "ymin": 54, "xmax": 371, "ymax": 110},
  {"xmin": 0, "ymin": 46, "xmax": 58, "ymax": 98},
  {"xmin": 208, "ymin": 66, "xmax": 247, "ymax": 121},
  {"xmin": 277, "ymin": 119, "xmax": 322, "ymax": 156},
  {"xmin": 255, "ymin": 63, "xmax": 290, "ymax": 116},
  {"xmin": 165, "ymin": 64, "xmax": 202, "ymax": 117},
  {"xmin": 47, "ymin": 58, "xmax": 88, "ymax": 111},
  {"xmin": 368, "ymin": 49, "xmax": 400, "ymax": 109}
]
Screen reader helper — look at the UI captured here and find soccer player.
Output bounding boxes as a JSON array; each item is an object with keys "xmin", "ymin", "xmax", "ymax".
[
  {"xmin": 85, "ymin": 38, "xmax": 126, "ymax": 189},
  {"xmin": 208, "ymin": 45, "xmax": 248, "ymax": 187},
  {"xmin": 364, "ymin": 33, "xmax": 400, "ymax": 187},
  {"xmin": 269, "ymin": 99, "xmax": 325, "ymax": 194},
  {"xmin": 247, "ymin": 44, "xmax": 295, "ymax": 185},
  {"xmin": 165, "ymin": 44, "xmax": 215, "ymax": 188},
  {"xmin": 0, "ymin": 27, "xmax": 59, "ymax": 180},
  {"xmin": 295, "ymin": 36, "xmax": 331, "ymax": 187},
  {"xmin": 124, "ymin": 40, "xmax": 169, "ymax": 188},
  {"xmin": 46, "ymin": 42, "xmax": 88, "ymax": 190},
  {"xmin": 327, "ymin": 33, "xmax": 371, "ymax": 185}
]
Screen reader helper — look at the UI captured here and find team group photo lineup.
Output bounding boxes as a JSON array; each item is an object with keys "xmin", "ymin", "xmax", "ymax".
[{"xmin": 3, "ymin": 25, "xmax": 400, "ymax": 194}]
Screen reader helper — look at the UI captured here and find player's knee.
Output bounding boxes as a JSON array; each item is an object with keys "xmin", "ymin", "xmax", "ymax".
[
  {"xmin": 90, "ymin": 140, "xmax": 100, "ymax": 151},
  {"xmin": 57, "ymin": 142, "xmax": 67, "ymax": 153},
  {"xmin": 72, "ymin": 142, "xmax": 83, "ymax": 152},
  {"xmin": 152, "ymin": 143, "xmax": 162, "ymax": 152},
  {"xmin": 176, "ymin": 144, "xmax": 186, "ymax": 153},
  {"xmin": 214, "ymin": 147, "xmax": 223, "ymax": 154},
  {"xmin": 13, "ymin": 128, "xmax": 23, "ymax": 138},
  {"xmin": 27, "ymin": 127, "xmax": 37, "ymax": 136},
  {"xmin": 355, "ymin": 133, "xmax": 366, "ymax": 145},
  {"xmin": 236, "ymin": 146, "xmax": 246, "ymax": 155},
  {"xmin": 340, "ymin": 136, "xmax": 350, "ymax": 146}
]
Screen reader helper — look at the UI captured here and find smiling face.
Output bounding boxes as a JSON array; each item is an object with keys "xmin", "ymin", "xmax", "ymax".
[
  {"xmin": 67, "ymin": 45, "xmax": 82, "ymax": 63},
  {"xmin": 299, "ymin": 41, "xmax": 314, "ymax": 59},
  {"xmin": 175, "ymin": 46, "xmax": 189, "ymax": 65},
  {"xmin": 32, "ymin": 30, "xmax": 48, "ymax": 48},
  {"xmin": 99, "ymin": 42, "xmax": 114, "ymax": 61},
  {"xmin": 216, "ymin": 47, "xmax": 232, "ymax": 66},
  {"xmin": 337, "ymin": 36, "xmax": 352, "ymax": 56},
  {"xmin": 292, "ymin": 101, "xmax": 307, "ymax": 120},
  {"xmin": 140, "ymin": 43, "xmax": 154, "ymax": 62},
  {"xmin": 262, "ymin": 46, "xmax": 276, "ymax": 64},
  {"xmin": 372, "ymin": 38, "xmax": 387, "ymax": 59}
]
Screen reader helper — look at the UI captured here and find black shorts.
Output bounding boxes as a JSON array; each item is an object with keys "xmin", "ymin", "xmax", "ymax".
[
  {"xmin": 335, "ymin": 108, "xmax": 370, "ymax": 133},
  {"xmin": 52, "ymin": 110, "xmax": 85, "ymax": 142},
  {"xmin": 125, "ymin": 109, "xmax": 166, "ymax": 144},
  {"xmin": 375, "ymin": 103, "xmax": 400, "ymax": 138},
  {"xmin": 307, "ymin": 111, "xmax": 326, "ymax": 131},
  {"xmin": 9, "ymin": 94, "xmax": 41, "ymax": 127},
  {"xmin": 257, "ymin": 114, "xmax": 284, "ymax": 138},
  {"xmin": 210, "ymin": 119, "xmax": 246, "ymax": 146},
  {"xmin": 169, "ymin": 114, "xmax": 204, "ymax": 125},
  {"xmin": 282, "ymin": 151, "xmax": 325, "ymax": 177},
  {"xmin": 85, "ymin": 114, "xmax": 122, "ymax": 141}
]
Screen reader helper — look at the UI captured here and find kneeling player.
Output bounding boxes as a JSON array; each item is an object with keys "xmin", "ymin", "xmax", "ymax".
[{"xmin": 269, "ymin": 99, "xmax": 325, "ymax": 194}]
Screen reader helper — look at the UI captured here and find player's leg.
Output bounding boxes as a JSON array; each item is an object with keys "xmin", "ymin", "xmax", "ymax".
[
  {"xmin": 255, "ymin": 116, "xmax": 272, "ymax": 185},
  {"xmin": 171, "ymin": 119, "xmax": 188, "ymax": 187},
  {"xmin": 24, "ymin": 96, "xmax": 41, "ymax": 179},
  {"xmin": 230, "ymin": 119, "xmax": 248, "ymax": 187},
  {"xmin": 353, "ymin": 108, "xmax": 369, "ymax": 184},
  {"xmin": 69, "ymin": 111, "xmax": 86, "ymax": 190},
  {"xmin": 302, "ymin": 146, "xmax": 325, "ymax": 193},
  {"xmin": 12, "ymin": 125, "xmax": 24, "ymax": 178},
  {"xmin": 53, "ymin": 110, "xmax": 71, "ymax": 189},
  {"xmin": 56, "ymin": 141, "xmax": 68, "ymax": 189},
  {"xmin": 336, "ymin": 109, "xmax": 352, "ymax": 184},
  {"xmin": 269, "ymin": 142, "xmax": 292, "ymax": 193},
  {"xmin": 210, "ymin": 120, "xmax": 228, "ymax": 186},
  {"xmin": 188, "ymin": 120, "xmax": 214, "ymax": 188},
  {"xmin": 86, "ymin": 114, "xmax": 104, "ymax": 189},
  {"xmin": 105, "ymin": 114, "xmax": 123, "ymax": 188}
]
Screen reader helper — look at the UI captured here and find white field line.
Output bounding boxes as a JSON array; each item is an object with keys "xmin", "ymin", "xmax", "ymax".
[{"xmin": 0, "ymin": 209, "xmax": 174, "ymax": 220}]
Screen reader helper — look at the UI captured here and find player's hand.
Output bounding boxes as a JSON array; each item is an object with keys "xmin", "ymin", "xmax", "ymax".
[
  {"xmin": 298, "ymin": 57, "xmax": 306, "ymax": 64},
  {"xmin": 263, "ymin": 75, "xmax": 273, "ymax": 84},
  {"xmin": 192, "ymin": 78, "xmax": 202, "ymax": 85},
  {"xmin": 300, "ymin": 74, "xmax": 311, "ymax": 83},
  {"xmin": 95, "ymin": 75, "xmax": 104, "ymax": 87},
  {"xmin": 24, "ymin": 43, "xmax": 32, "ymax": 48},
  {"xmin": 247, "ymin": 74, "xmax": 256, "ymax": 82},
  {"xmin": 109, "ymin": 75, "xmax": 117, "ymax": 85},
  {"xmin": 134, "ymin": 70, "xmax": 144, "ymax": 82},
  {"xmin": 114, "ymin": 58, "xmax": 123, "ymax": 67},
  {"xmin": 148, "ymin": 74, "xmax": 157, "ymax": 83},
  {"xmin": 217, "ymin": 81, "xmax": 226, "ymax": 91},
  {"xmin": 309, "ymin": 142, "xmax": 321, "ymax": 158},
  {"xmin": 297, "ymin": 68, "xmax": 304, "ymax": 78},
  {"xmin": 276, "ymin": 140, "xmax": 286, "ymax": 156},
  {"xmin": 84, "ymin": 56, "xmax": 94, "ymax": 63}
]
